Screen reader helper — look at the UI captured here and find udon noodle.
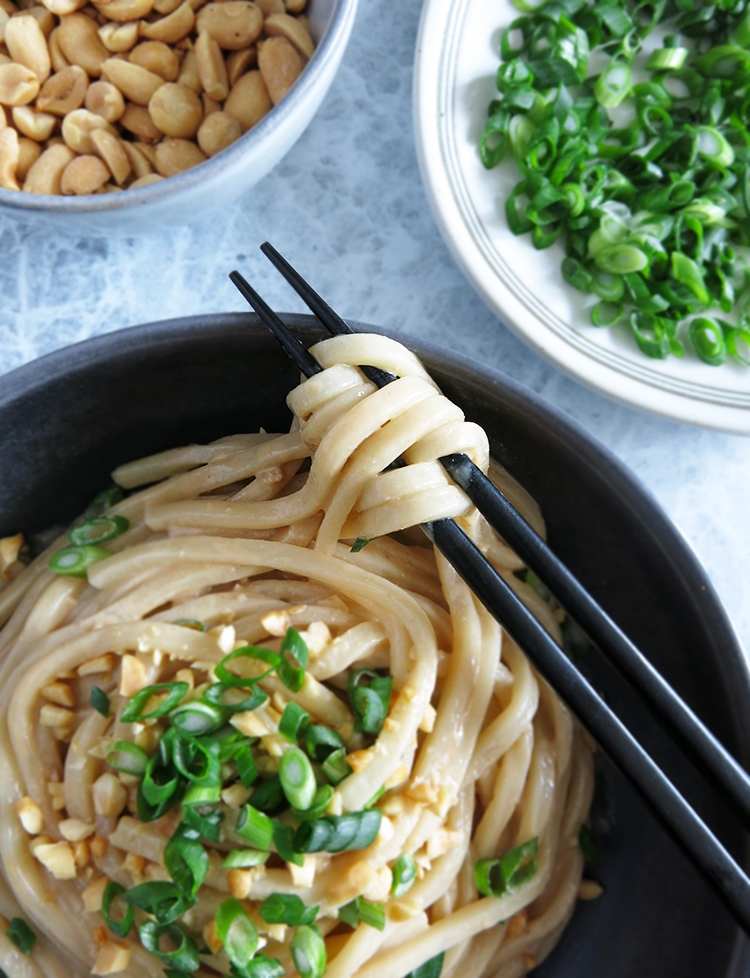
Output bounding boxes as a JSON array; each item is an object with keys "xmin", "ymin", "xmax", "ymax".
[{"xmin": 0, "ymin": 334, "xmax": 595, "ymax": 978}]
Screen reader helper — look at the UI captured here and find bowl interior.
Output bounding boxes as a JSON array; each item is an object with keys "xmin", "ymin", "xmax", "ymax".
[{"xmin": 0, "ymin": 314, "xmax": 748, "ymax": 976}]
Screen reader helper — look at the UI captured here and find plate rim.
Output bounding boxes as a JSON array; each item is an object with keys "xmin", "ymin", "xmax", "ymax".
[{"xmin": 413, "ymin": 0, "xmax": 750, "ymax": 434}]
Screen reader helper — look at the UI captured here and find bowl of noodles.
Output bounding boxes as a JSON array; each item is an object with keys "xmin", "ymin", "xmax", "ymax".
[{"xmin": 0, "ymin": 314, "xmax": 748, "ymax": 978}]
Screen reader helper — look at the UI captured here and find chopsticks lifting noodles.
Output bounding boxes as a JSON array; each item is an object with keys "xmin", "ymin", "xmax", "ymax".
[{"xmin": 228, "ymin": 256, "xmax": 750, "ymax": 936}]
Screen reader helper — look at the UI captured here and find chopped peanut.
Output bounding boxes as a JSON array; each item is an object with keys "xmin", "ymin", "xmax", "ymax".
[
  {"xmin": 90, "ymin": 836, "xmax": 108, "ymax": 859},
  {"xmin": 507, "ymin": 909, "xmax": 528, "ymax": 938},
  {"xmin": 384, "ymin": 764, "xmax": 408, "ymax": 791},
  {"xmin": 301, "ymin": 621, "xmax": 331, "ymax": 655},
  {"xmin": 78, "ymin": 653, "xmax": 117, "ymax": 676},
  {"xmin": 216, "ymin": 624, "xmax": 236, "ymax": 653},
  {"xmin": 34, "ymin": 841, "xmax": 77, "ymax": 879},
  {"xmin": 123, "ymin": 852, "xmax": 147, "ymax": 880},
  {"xmin": 93, "ymin": 927, "xmax": 108, "ymax": 946},
  {"xmin": 231, "ymin": 711, "xmax": 268, "ymax": 737},
  {"xmin": 389, "ymin": 899, "xmax": 420, "ymax": 922},
  {"xmin": 267, "ymin": 923, "xmax": 287, "ymax": 942},
  {"xmin": 288, "ymin": 854, "xmax": 318, "ymax": 888},
  {"xmin": 82, "ymin": 875, "xmax": 109, "ymax": 912},
  {"xmin": 419, "ymin": 704, "xmax": 436, "ymax": 734},
  {"xmin": 578, "ymin": 880, "xmax": 604, "ymax": 900},
  {"xmin": 118, "ymin": 654, "xmax": 147, "ymax": 696},
  {"xmin": 346, "ymin": 750, "xmax": 374, "ymax": 774},
  {"xmin": 221, "ymin": 783, "xmax": 250, "ymax": 808},
  {"xmin": 405, "ymin": 781, "xmax": 438, "ymax": 805},
  {"xmin": 59, "ymin": 818, "xmax": 96, "ymax": 842},
  {"xmin": 425, "ymin": 828, "xmax": 463, "ymax": 860},
  {"xmin": 92, "ymin": 940, "xmax": 131, "ymax": 975},
  {"xmin": 0, "ymin": 533, "xmax": 23, "ymax": 580},
  {"xmin": 203, "ymin": 918, "xmax": 222, "ymax": 954},
  {"xmin": 93, "ymin": 773, "xmax": 128, "ymax": 817},
  {"xmin": 260, "ymin": 610, "xmax": 289, "ymax": 636},
  {"xmin": 40, "ymin": 681, "xmax": 75, "ymax": 707},
  {"xmin": 227, "ymin": 868, "xmax": 253, "ymax": 899},
  {"xmin": 175, "ymin": 668, "xmax": 195, "ymax": 689},
  {"xmin": 14, "ymin": 796, "xmax": 44, "ymax": 835},
  {"xmin": 74, "ymin": 841, "xmax": 91, "ymax": 867},
  {"xmin": 39, "ymin": 704, "xmax": 75, "ymax": 727},
  {"xmin": 521, "ymin": 954, "xmax": 537, "ymax": 970},
  {"xmin": 28, "ymin": 834, "xmax": 54, "ymax": 854},
  {"xmin": 326, "ymin": 860, "xmax": 376, "ymax": 904}
]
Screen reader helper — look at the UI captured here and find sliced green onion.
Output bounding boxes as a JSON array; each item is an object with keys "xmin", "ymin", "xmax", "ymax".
[
  {"xmin": 646, "ymin": 46, "xmax": 687, "ymax": 71},
  {"xmin": 235, "ymin": 804, "xmax": 273, "ymax": 850},
  {"xmin": 278, "ymin": 628, "xmax": 309, "ymax": 693},
  {"xmin": 591, "ymin": 301, "xmax": 624, "ymax": 327},
  {"xmin": 170, "ymin": 701, "xmax": 229, "ymax": 736},
  {"xmin": 249, "ymin": 775, "xmax": 286, "ymax": 814},
  {"xmin": 671, "ymin": 252, "xmax": 709, "ymax": 304},
  {"xmin": 594, "ymin": 61, "xmax": 631, "ymax": 108},
  {"xmin": 590, "ymin": 269, "xmax": 624, "ymax": 301},
  {"xmin": 279, "ymin": 748, "xmax": 316, "ymax": 811},
  {"xmin": 695, "ymin": 127, "xmax": 735, "ymax": 168},
  {"xmin": 172, "ymin": 734, "xmax": 221, "ymax": 787},
  {"xmin": 237, "ymin": 746, "xmax": 259, "ymax": 789},
  {"xmin": 290, "ymin": 925, "xmax": 327, "ymax": 978},
  {"xmin": 404, "ymin": 953, "xmax": 445, "ymax": 978},
  {"xmin": 173, "ymin": 618, "xmax": 206, "ymax": 631},
  {"xmin": 90, "ymin": 686, "xmax": 110, "ymax": 718},
  {"xmin": 350, "ymin": 537, "xmax": 374, "ymax": 552},
  {"xmin": 347, "ymin": 669, "xmax": 392, "ymax": 736},
  {"xmin": 561, "ymin": 257, "xmax": 592, "ymax": 291},
  {"xmin": 272, "ymin": 820, "xmax": 304, "ymax": 866},
  {"xmin": 578, "ymin": 824, "xmax": 601, "ymax": 867},
  {"xmin": 102, "ymin": 881, "xmax": 134, "ymax": 938},
  {"xmin": 7, "ymin": 919, "xmax": 36, "ymax": 954},
  {"xmin": 244, "ymin": 956, "xmax": 286, "ymax": 978},
  {"xmin": 689, "ymin": 317, "xmax": 726, "ymax": 365},
  {"xmin": 391, "ymin": 853, "xmax": 417, "ymax": 898},
  {"xmin": 304, "ymin": 725, "xmax": 345, "ymax": 763},
  {"xmin": 84, "ymin": 485, "xmax": 124, "ymax": 519},
  {"xmin": 222, "ymin": 849, "xmax": 269, "ymax": 868},
  {"xmin": 260, "ymin": 894, "xmax": 319, "ymax": 927},
  {"xmin": 204, "ymin": 683, "xmax": 268, "ymax": 713},
  {"xmin": 182, "ymin": 784, "xmax": 221, "ymax": 806},
  {"xmin": 279, "ymin": 702, "xmax": 310, "ymax": 743},
  {"xmin": 68, "ymin": 515, "xmax": 129, "ymax": 546},
  {"xmin": 139, "ymin": 921, "xmax": 200, "ymax": 972},
  {"xmin": 125, "ymin": 882, "xmax": 191, "ymax": 924},
  {"xmin": 594, "ymin": 245, "xmax": 648, "ymax": 275},
  {"xmin": 290, "ymin": 784, "xmax": 334, "ymax": 822},
  {"xmin": 322, "ymin": 748, "xmax": 352, "ymax": 786},
  {"xmin": 215, "ymin": 898, "xmax": 259, "ymax": 968},
  {"xmin": 723, "ymin": 323, "xmax": 750, "ymax": 365},
  {"xmin": 293, "ymin": 810, "xmax": 382, "ymax": 854},
  {"xmin": 338, "ymin": 898, "xmax": 385, "ymax": 931},
  {"xmin": 165, "ymin": 823, "xmax": 209, "ymax": 898},
  {"xmin": 474, "ymin": 837, "xmax": 539, "ymax": 898},
  {"xmin": 121, "ymin": 682, "xmax": 189, "ymax": 722},
  {"xmin": 181, "ymin": 805, "xmax": 224, "ymax": 843},
  {"xmin": 216, "ymin": 645, "xmax": 281, "ymax": 688},
  {"xmin": 630, "ymin": 311, "xmax": 671, "ymax": 359},
  {"xmin": 106, "ymin": 740, "xmax": 148, "ymax": 776},
  {"xmin": 48, "ymin": 545, "xmax": 110, "ymax": 577}
]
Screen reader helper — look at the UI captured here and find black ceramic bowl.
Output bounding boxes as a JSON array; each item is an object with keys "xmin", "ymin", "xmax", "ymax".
[{"xmin": 1, "ymin": 314, "xmax": 749, "ymax": 977}]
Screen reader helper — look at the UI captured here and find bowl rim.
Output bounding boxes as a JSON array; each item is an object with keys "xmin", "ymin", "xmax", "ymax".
[{"xmin": 0, "ymin": 0, "xmax": 357, "ymax": 215}]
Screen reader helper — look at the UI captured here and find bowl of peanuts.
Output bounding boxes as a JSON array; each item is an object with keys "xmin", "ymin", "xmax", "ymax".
[{"xmin": 0, "ymin": 0, "xmax": 357, "ymax": 227}]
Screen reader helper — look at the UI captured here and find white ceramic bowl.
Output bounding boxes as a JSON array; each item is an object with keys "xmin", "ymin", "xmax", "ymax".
[{"xmin": 0, "ymin": 0, "xmax": 357, "ymax": 232}]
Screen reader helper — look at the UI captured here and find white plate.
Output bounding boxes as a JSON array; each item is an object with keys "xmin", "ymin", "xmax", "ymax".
[{"xmin": 414, "ymin": 0, "xmax": 750, "ymax": 433}]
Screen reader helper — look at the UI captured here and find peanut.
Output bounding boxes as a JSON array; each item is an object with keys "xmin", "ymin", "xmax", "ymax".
[
  {"xmin": 153, "ymin": 0, "xmax": 180, "ymax": 13},
  {"xmin": 90, "ymin": 125, "xmax": 128, "ymax": 180},
  {"xmin": 255, "ymin": 0, "xmax": 282, "ymax": 12},
  {"xmin": 13, "ymin": 103, "xmax": 56, "ymax": 138},
  {"xmin": 16, "ymin": 133, "xmax": 40, "ymax": 177},
  {"xmin": 223, "ymin": 67, "xmax": 268, "ymax": 131},
  {"xmin": 22, "ymin": 139, "xmax": 74, "ymax": 191},
  {"xmin": 96, "ymin": 19, "xmax": 137, "ymax": 51},
  {"xmin": 5, "ymin": 12, "xmax": 50, "ymax": 80},
  {"xmin": 194, "ymin": 26, "xmax": 224, "ymax": 99},
  {"xmin": 139, "ymin": 0, "xmax": 192, "ymax": 43},
  {"xmin": 176, "ymin": 45, "xmax": 199, "ymax": 90},
  {"xmin": 20, "ymin": 5, "xmax": 56, "ymax": 38},
  {"xmin": 92, "ymin": 0, "xmax": 152, "ymax": 20},
  {"xmin": 0, "ymin": 60, "xmax": 39, "ymax": 103},
  {"xmin": 101, "ymin": 56, "xmax": 162, "ymax": 103},
  {"xmin": 119, "ymin": 135, "xmax": 151, "ymax": 174},
  {"xmin": 130, "ymin": 39, "xmax": 178, "ymax": 79},
  {"xmin": 48, "ymin": 25, "xmax": 68, "ymax": 68},
  {"xmin": 284, "ymin": 0, "xmax": 306, "ymax": 11},
  {"xmin": 154, "ymin": 133, "xmax": 203, "ymax": 173},
  {"xmin": 0, "ymin": 8, "xmax": 9, "ymax": 42},
  {"xmin": 119, "ymin": 99, "xmax": 159, "ymax": 139},
  {"xmin": 61, "ymin": 105, "xmax": 114, "ymax": 151},
  {"xmin": 262, "ymin": 12, "xmax": 311, "ymax": 59},
  {"xmin": 85, "ymin": 78, "xmax": 123, "ymax": 120},
  {"xmin": 128, "ymin": 169, "xmax": 160, "ymax": 187},
  {"xmin": 201, "ymin": 90, "xmax": 217, "ymax": 113},
  {"xmin": 148, "ymin": 79, "xmax": 200, "ymax": 135},
  {"xmin": 57, "ymin": 11, "xmax": 108, "ymax": 74},
  {"xmin": 225, "ymin": 44, "xmax": 253, "ymax": 85},
  {"xmin": 0, "ymin": 125, "xmax": 19, "ymax": 186},
  {"xmin": 257, "ymin": 34, "xmax": 298, "ymax": 104},
  {"xmin": 196, "ymin": 107, "xmax": 237, "ymax": 155},
  {"xmin": 41, "ymin": 0, "xmax": 89, "ymax": 16},
  {"xmin": 195, "ymin": 0, "xmax": 261, "ymax": 50},
  {"xmin": 37, "ymin": 63, "xmax": 87, "ymax": 114}
]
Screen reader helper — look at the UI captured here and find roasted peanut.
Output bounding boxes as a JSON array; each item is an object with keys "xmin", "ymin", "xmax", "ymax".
[
  {"xmin": 16, "ymin": 133, "xmax": 40, "ymax": 177},
  {"xmin": 5, "ymin": 12, "xmax": 51, "ymax": 80},
  {"xmin": 262, "ymin": 12, "xmax": 311, "ymax": 59},
  {"xmin": 0, "ymin": 53, "xmax": 11, "ymax": 67},
  {"xmin": 60, "ymin": 151, "xmax": 109, "ymax": 192},
  {"xmin": 0, "ymin": 102, "xmax": 5, "ymax": 125},
  {"xmin": 255, "ymin": 0, "xmax": 282, "ymax": 13},
  {"xmin": 153, "ymin": 0, "xmax": 180, "ymax": 13},
  {"xmin": 154, "ymin": 133, "xmax": 202, "ymax": 173},
  {"xmin": 57, "ymin": 12, "xmax": 108, "ymax": 75},
  {"xmin": 21, "ymin": 5, "xmax": 56, "ymax": 37},
  {"xmin": 225, "ymin": 44, "xmax": 253, "ymax": 85},
  {"xmin": 96, "ymin": 19, "xmax": 137, "ymax": 51},
  {"xmin": 61, "ymin": 105, "xmax": 114, "ymax": 151},
  {"xmin": 132, "ymin": 137, "xmax": 154, "ymax": 162},
  {"xmin": 89, "ymin": 125, "xmax": 128, "ymax": 180},
  {"xmin": 196, "ymin": 107, "xmax": 237, "ymax": 155},
  {"xmin": 41, "ymin": 0, "xmax": 89, "ymax": 16},
  {"xmin": 119, "ymin": 99, "xmax": 159, "ymax": 139},
  {"xmin": 119, "ymin": 135, "xmax": 151, "ymax": 174},
  {"xmin": 36, "ymin": 64, "xmax": 87, "ymax": 114},
  {"xmin": 139, "ymin": 0, "xmax": 192, "ymax": 43},
  {"xmin": 201, "ymin": 90, "xmax": 216, "ymax": 113},
  {"xmin": 13, "ymin": 103, "xmax": 56, "ymax": 138},
  {"xmin": 92, "ymin": 0, "xmax": 153, "ymax": 20},
  {"xmin": 101, "ymin": 57, "xmax": 162, "ymax": 103},
  {"xmin": 0, "ymin": 60, "xmax": 38, "ymax": 102},
  {"xmin": 128, "ymin": 170, "xmax": 160, "ymax": 187},
  {"xmin": 130, "ymin": 39, "xmax": 178, "ymax": 79},
  {"xmin": 194, "ymin": 26, "xmax": 224, "ymax": 99},
  {"xmin": 23, "ymin": 140, "xmax": 74, "ymax": 191},
  {"xmin": 195, "ymin": 1, "xmax": 261, "ymax": 50},
  {"xmin": 48, "ymin": 25, "xmax": 69, "ymax": 68},
  {"xmin": 176, "ymin": 45, "xmax": 199, "ymax": 90},
  {"xmin": 0, "ymin": 125, "xmax": 19, "ymax": 187},
  {"xmin": 257, "ymin": 34, "xmax": 298, "ymax": 104},
  {"xmin": 0, "ymin": 8, "xmax": 9, "ymax": 42},
  {"xmin": 284, "ymin": 0, "xmax": 306, "ymax": 11},
  {"xmin": 223, "ymin": 67, "xmax": 268, "ymax": 130},
  {"xmin": 148, "ymin": 80, "xmax": 200, "ymax": 135},
  {"xmin": 85, "ymin": 78, "xmax": 123, "ymax": 120}
]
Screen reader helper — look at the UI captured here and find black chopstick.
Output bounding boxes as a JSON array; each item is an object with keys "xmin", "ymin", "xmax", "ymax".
[
  {"xmin": 229, "ymin": 267, "xmax": 750, "ymax": 934},
  {"xmin": 258, "ymin": 240, "xmax": 750, "ymax": 837}
]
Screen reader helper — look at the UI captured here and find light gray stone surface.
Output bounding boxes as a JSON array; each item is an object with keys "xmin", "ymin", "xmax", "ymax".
[{"xmin": 0, "ymin": 0, "xmax": 748, "ymax": 662}]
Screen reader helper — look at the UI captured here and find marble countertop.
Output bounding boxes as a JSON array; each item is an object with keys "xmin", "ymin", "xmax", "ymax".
[{"xmin": 0, "ymin": 0, "xmax": 748, "ymax": 661}]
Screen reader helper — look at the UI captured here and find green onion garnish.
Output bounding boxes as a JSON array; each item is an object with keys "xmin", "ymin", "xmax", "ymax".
[
  {"xmin": 170, "ymin": 701, "xmax": 229, "ymax": 736},
  {"xmin": 279, "ymin": 747, "xmax": 316, "ymax": 811},
  {"xmin": 139, "ymin": 921, "xmax": 200, "ymax": 972},
  {"xmin": 48, "ymin": 545, "xmax": 110, "ymax": 577},
  {"xmin": 290, "ymin": 925, "xmax": 327, "ymax": 978},
  {"xmin": 272, "ymin": 820, "xmax": 304, "ymax": 867},
  {"xmin": 164, "ymin": 823, "xmax": 209, "ymax": 898},
  {"xmin": 6, "ymin": 918, "xmax": 36, "ymax": 955},
  {"xmin": 125, "ymin": 882, "xmax": 191, "ymax": 924},
  {"xmin": 215, "ymin": 898, "xmax": 259, "ymax": 970},
  {"xmin": 474, "ymin": 837, "xmax": 539, "ymax": 898},
  {"xmin": 204, "ymin": 683, "xmax": 268, "ymax": 713},
  {"xmin": 245, "ymin": 956, "xmax": 286, "ymax": 978},
  {"xmin": 121, "ymin": 682, "xmax": 189, "ymax": 722},
  {"xmin": 279, "ymin": 702, "xmax": 310, "ymax": 743},
  {"xmin": 172, "ymin": 734, "xmax": 221, "ymax": 787},
  {"xmin": 106, "ymin": 740, "xmax": 148, "ymax": 776},
  {"xmin": 321, "ymin": 748, "xmax": 352, "ymax": 786},
  {"xmin": 235, "ymin": 804, "xmax": 273, "ymax": 850},
  {"xmin": 84, "ymin": 485, "xmax": 124, "ymax": 519},
  {"xmin": 292, "ymin": 810, "xmax": 382, "ymax": 854},
  {"xmin": 68, "ymin": 515, "xmax": 129, "ymax": 546},
  {"xmin": 102, "ymin": 882, "xmax": 134, "ymax": 938},
  {"xmin": 277, "ymin": 628, "xmax": 309, "ymax": 693},
  {"xmin": 350, "ymin": 538, "xmax": 374, "ymax": 552},
  {"xmin": 290, "ymin": 784, "xmax": 334, "ymax": 822},
  {"xmin": 182, "ymin": 784, "xmax": 221, "ymax": 806},
  {"xmin": 405, "ymin": 953, "xmax": 445, "ymax": 978},
  {"xmin": 90, "ymin": 685, "xmax": 110, "ymax": 718},
  {"xmin": 222, "ymin": 849, "xmax": 269, "ymax": 868},
  {"xmin": 249, "ymin": 775, "xmax": 287, "ymax": 814},
  {"xmin": 173, "ymin": 618, "xmax": 206, "ymax": 631},
  {"xmin": 347, "ymin": 669, "xmax": 392, "ymax": 736},
  {"xmin": 338, "ymin": 897, "xmax": 385, "ymax": 931},
  {"xmin": 216, "ymin": 645, "xmax": 281, "ymax": 688},
  {"xmin": 391, "ymin": 853, "xmax": 417, "ymax": 898},
  {"xmin": 237, "ymin": 746, "xmax": 259, "ymax": 789},
  {"xmin": 181, "ymin": 805, "xmax": 224, "ymax": 843},
  {"xmin": 304, "ymin": 724, "xmax": 345, "ymax": 762},
  {"xmin": 260, "ymin": 894, "xmax": 319, "ymax": 926}
]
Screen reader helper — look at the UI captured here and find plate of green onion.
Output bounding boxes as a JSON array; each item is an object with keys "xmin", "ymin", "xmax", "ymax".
[{"xmin": 414, "ymin": 0, "xmax": 750, "ymax": 431}]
